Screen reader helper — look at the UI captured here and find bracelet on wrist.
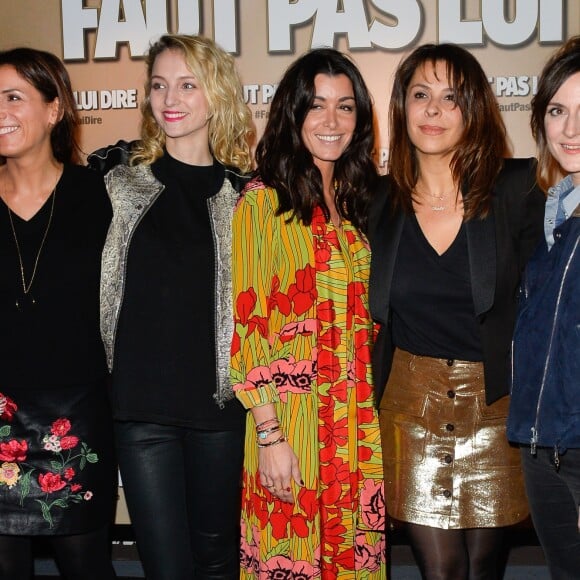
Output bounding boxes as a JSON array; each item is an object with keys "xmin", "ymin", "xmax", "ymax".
[
  {"xmin": 256, "ymin": 426, "xmax": 281, "ymax": 441},
  {"xmin": 255, "ymin": 417, "xmax": 279, "ymax": 430},
  {"xmin": 257, "ymin": 435, "xmax": 287, "ymax": 448}
]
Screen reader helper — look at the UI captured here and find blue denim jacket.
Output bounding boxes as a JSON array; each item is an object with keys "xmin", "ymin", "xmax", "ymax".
[{"xmin": 507, "ymin": 177, "xmax": 580, "ymax": 454}]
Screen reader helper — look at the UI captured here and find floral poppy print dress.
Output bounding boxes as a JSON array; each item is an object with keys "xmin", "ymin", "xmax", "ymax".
[{"xmin": 231, "ymin": 184, "xmax": 386, "ymax": 579}]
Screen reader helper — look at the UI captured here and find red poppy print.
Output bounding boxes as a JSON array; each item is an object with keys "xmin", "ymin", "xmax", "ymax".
[
  {"xmin": 38, "ymin": 472, "xmax": 67, "ymax": 493},
  {"xmin": 355, "ymin": 531, "xmax": 385, "ymax": 572},
  {"xmin": 314, "ymin": 240, "xmax": 332, "ymax": 272},
  {"xmin": 360, "ymin": 480, "xmax": 385, "ymax": 531},
  {"xmin": 262, "ymin": 555, "xmax": 317, "ymax": 580},
  {"xmin": 231, "ymin": 330, "xmax": 241, "ymax": 356},
  {"xmin": 0, "ymin": 393, "xmax": 17, "ymax": 421},
  {"xmin": 268, "ymin": 275, "xmax": 292, "ymax": 316},
  {"xmin": 0, "ymin": 409, "xmax": 100, "ymax": 529},
  {"xmin": 319, "ymin": 325, "xmax": 342, "ymax": 350},
  {"xmin": 60, "ymin": 435, "xmax": 80, "ymax": 450},
  {"xmin": 240, "ymin": 521, "xmax": 260, "ymax": 574},
  {"xmin": 317, "ymin": 299, "xmax": 335, "ymax": 323},
  {"xmin": 270, "ymin": 357, "xmax": 315, "ymax": 401},
  {"xmin": 234, "ymin": 366, "xmax": 272, "ymax": 392},
  {"xmin": 51, "ymin": 418, "xmax": 72, "ymax": 437},
  {"xmin": 279, "ymin": 319, "xmax": 317, "ymax": 344},
  {"xmin": 236, "ymin": 288, "xmax": 257, "ymax": 324},
  {"xmin": 288, "ymin": 264, "xmax": 317, "ymax": 316},
  {"xmin": 347, "ymin": 282, "xmax": 368, "ymax": 325},
  {"xmin": 317, "ymin": 350, "xmax": 341, "ymax": 383},
  {"xmin": 0, "ymin": 439, "xmax": 28, "ymax": 462}
]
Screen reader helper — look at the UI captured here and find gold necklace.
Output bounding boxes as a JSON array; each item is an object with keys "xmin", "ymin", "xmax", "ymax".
[
  {"xmin": 6, "ymin": 186, "xmax": 57, "ymax": 310},
  {"xmin": 416, "ymin": 189, "xmax": 455, "ymax": 212},
  {"xmin": 428, "ymin": 191, "xmax": 448, "ymax": 212}
]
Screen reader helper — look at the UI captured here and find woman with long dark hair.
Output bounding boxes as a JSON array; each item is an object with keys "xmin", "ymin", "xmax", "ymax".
[
  {"xmin": 231, "ymin": 48, "xmax": 386, "ymax": 578},
  {"xmin": 369, "ymin": 43, "xmax": 544, "ymax": 579}
]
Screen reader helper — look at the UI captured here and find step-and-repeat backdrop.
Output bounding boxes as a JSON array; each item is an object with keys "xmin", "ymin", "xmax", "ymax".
[
  {"xmin": 2, "ymin": 0, "xmax": 578, "ymax": 522},
  {"xmin": 3, "ymin": 0, "xmax": 580, "ymax": 166}
]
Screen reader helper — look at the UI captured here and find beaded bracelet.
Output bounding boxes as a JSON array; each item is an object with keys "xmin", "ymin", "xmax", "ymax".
[
  {"xmin": 257, "ymin": 435, "xmax": 287, "ymax": 448},
  {"xmin": 255, "ymin": 418, "xmax": 279, "ymax": 430},
  {"xmin": 257, "ymin": 426, "xmax": 281, "ymax": 441}
]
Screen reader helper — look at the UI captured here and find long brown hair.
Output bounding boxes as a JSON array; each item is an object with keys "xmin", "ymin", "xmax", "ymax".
[
  {"xmin": 387, "ymin": 43, "xmax": 509, "ymax": 220},
  {"xmin": 531, "ymin": 35, "xmax": 580, "ymax": 191}
]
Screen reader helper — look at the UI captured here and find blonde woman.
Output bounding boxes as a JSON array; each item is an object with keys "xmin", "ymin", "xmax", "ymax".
[{"xmin": 93, "ymin": 35, "xmax": 253, "ymax": 580}]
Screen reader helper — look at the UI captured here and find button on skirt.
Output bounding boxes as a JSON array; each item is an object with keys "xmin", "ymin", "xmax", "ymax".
[{"xmin": 379, "ymin": 348, "xmax": 528, "ymax": 529}]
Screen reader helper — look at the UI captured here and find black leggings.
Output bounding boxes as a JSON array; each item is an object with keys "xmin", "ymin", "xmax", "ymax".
[
  {"xmin": 115, "ymin": 421, "xmax": 245, "ymax": 580},
  {"xmin": 521, "ymin": 447, "xmax": 580, "ymax": 580},
  {"xmin": 0, "ymin": 525, "xmax": 116, "ymax": 580}
]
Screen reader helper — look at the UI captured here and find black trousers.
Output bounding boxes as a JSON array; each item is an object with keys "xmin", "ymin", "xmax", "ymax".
[
  {"xmin": 114, "ymin": 421, "xmax": 245, "ymax": 580},
  {"xmin": 521, "ymin": 446, "xmax": 580, "ymax": 580}
]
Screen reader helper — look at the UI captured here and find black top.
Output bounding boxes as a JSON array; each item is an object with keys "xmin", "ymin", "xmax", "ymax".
[
  {"xmin": 368, "ymin": 160, "xmax": 545, "ymax": 405},
  {"xmin": 0, "ymin": 165, "xmax": 116, "ymax": 536},
  {"xmin": 0, "ymin": 164, "xmax": 111, "ymax": 387},
  {"xmin": 390, "ymin": 214, "xmax": 483, "ymax": 361},
  {"xmin": 112, "ymin": 153, "xmax": 245, "ymax": 429}
]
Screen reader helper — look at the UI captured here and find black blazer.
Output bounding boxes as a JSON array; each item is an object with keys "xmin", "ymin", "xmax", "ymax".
[{"xmin": 368, "ymin": 158, "xmax": 545, "ymax": 406}]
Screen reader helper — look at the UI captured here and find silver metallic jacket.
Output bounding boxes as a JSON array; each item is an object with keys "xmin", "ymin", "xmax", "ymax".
[{"xmin": 101, "ymin": 162, "xmax": 248, "ymax": 407}]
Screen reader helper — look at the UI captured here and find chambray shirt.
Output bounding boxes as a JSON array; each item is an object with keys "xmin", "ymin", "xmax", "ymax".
[{"xmin": 544, "ymin": 175, "xmax": 580, "ymax": 249}]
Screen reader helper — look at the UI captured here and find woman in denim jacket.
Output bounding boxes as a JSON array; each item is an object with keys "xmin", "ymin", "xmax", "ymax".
[{"xmin": 507, "ymin": 35, "xmax": 580, "ymax": 580}]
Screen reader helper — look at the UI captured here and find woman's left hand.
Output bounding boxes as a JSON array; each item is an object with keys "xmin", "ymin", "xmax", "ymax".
[{"xmin": 259, "ymin": 440, "xmax": 302, "ymax": 503}]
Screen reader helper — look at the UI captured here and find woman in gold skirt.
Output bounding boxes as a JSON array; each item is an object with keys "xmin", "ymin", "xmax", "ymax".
[{"xmin": 368, "ymin": 44, "xmax": 545, "ymax": 579}]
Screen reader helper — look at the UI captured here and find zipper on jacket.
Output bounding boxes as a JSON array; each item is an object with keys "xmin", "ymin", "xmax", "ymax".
[
  {"xmin": 530, "ymin": 236, "xmax": 579, "ymax": 454},
  {"xmin": 108, "ymin": 184, "xmax": 165, "ymax": 369}
]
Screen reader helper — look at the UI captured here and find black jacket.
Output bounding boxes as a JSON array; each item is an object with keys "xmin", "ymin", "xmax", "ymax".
[{"xmin": 368, "ymin": 158, "xmax": 545, "ymax": 406}]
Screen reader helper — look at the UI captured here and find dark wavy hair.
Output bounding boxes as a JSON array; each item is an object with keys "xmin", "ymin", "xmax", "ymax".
[
  {"xmin": 0, "ymin": 47, "xmax": 80, "ymax": 164},
  {"xmin": 531, "ymin": 35, "xmax": 580, "ymax": 192},
  {"xmin": 387, "ymin": 43, "xmax": 509, "ymax": 220},
  {"xmin": 255, "ymin": 48, "xmax": 378, "ymax": 231}
]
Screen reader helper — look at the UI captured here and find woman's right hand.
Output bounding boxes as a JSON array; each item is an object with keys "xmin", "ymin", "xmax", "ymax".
[{"xmin": 259, "ymin": 441, "xmax": 302, "ymax": 503}]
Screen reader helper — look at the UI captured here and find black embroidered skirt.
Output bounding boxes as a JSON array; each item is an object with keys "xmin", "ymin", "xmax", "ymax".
[{"xmin": 0, "ymin": 379, "xmax": 116, "ymax": 535}]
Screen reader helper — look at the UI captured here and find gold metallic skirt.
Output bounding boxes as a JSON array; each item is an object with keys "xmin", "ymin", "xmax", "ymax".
[{"xmin": 379, "ymin": 348, "xmax": 528, "ymax": 529}]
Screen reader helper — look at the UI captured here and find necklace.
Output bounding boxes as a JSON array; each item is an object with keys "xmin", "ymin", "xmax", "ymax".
[
  {"xmin": 6, "ymin": 186, "xmax": 57, "ymax": 310},
  {"xmin": 415, "ymin": 189, "xmax": 456, "ymax": 212},
  {"xmin": 428, "ymin": 191, "xmax": 448, "ymax": 212}
]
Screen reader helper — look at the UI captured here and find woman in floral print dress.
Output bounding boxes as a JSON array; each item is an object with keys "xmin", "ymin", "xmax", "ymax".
[{"xmin": 231, "ymin": 48, "xmax": 386, "ymax": 579}]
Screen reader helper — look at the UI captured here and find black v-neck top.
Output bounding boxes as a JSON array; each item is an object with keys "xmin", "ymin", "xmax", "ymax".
[
  {"xmin": 0, "ymin": 164, "xmax": 111, "ymax": 387},
  {"xmin": 390, "ymin": 213, "xmax": 483, "ymax": 361},
  {"xmin": 112, "ymin": 153, "xmax": 245, "ymax": 429}
]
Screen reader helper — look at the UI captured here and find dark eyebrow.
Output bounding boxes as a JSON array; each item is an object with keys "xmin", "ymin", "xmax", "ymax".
[{"xmin": 312, "ymin": 95, "xmax": 355, "ymax": 102}]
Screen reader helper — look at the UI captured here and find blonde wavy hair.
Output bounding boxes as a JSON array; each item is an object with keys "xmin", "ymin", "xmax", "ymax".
[{"xmin": 131, "ymin": 34, "xmax": 254, "ymax": 171}]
